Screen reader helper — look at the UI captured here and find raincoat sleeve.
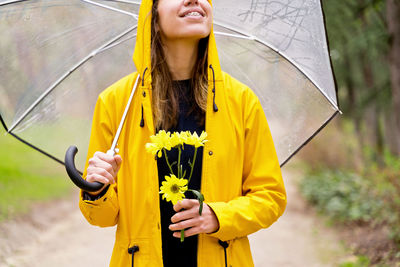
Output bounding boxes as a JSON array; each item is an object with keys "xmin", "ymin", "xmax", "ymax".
[
  {"xmin": 207, "ymin": 88, "xmax": 287, "ymax": 241},
  {"xmin": 79, "ymin": 94, "xmax": 119, "ymax": 227}
]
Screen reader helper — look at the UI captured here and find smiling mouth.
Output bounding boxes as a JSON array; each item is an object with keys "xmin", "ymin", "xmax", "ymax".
[{"xmin": 184, "ymin": 11, "xmax": 203, "ymax": 17}]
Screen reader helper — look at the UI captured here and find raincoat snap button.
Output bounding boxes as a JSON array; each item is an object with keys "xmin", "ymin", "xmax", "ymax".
[
  {"xmin": 142, "ymin": 91, "xmax": 146, "ymax": 97},
  {"xmin": 209, "ymin": 151, "xmax": 213, "ymax": 156}
]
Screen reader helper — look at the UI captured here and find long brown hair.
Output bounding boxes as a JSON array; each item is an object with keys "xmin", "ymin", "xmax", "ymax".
[{"xmin": 151, "ymin": 0, "xmax": 209, "ymax": 130}]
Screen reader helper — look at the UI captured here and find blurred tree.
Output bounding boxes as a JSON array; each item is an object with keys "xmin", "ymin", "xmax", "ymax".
[
  {"xmin": 322, "ymin": 0, "xmax": 395, "ymax": 164},
  {"xmin": 386, "ymin": 0, "xmax": 400, "ymax": 156}
]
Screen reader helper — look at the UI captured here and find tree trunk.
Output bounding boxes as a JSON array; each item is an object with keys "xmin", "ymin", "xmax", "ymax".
[
  {"xmin": 343, "ymin": 48, "xmax": 365, "ymax": 169},
  {"xmin": 387, "ymin": 0, "xmax": 400, "ymax": 156},
  {"xmin": 360, "ymin": 37, "xmax": 384, "ymax": 164}
]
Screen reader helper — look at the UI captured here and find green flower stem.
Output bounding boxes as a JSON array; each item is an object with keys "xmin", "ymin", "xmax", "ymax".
[
  {"xmin": 178, "ymin": 146, "xmax": 182, "ymax": 178},
  {"xmin": 188, "ymin": 147, "xmax": 198, "ymax": 184},
  {"xmin": 188, "ymin": 189, "xmax": 204, "ymax": 215},
  {"xmin": 180, "ymin": 229, "xmax": 185, "ymax": 242},
  {"xmin": 163, "ymin": 149, "xmax": 174, "ymax": 174}
]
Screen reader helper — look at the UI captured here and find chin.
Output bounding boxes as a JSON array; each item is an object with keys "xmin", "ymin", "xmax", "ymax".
[
  {"xmin": 186, "ymin": 32, "xmax": 210, "ymax": 40},
  {"xmin": 162, "ymin": 24, "xmax": 211, "ymax": 41},
  {"xmin": 180, "ymin": 27, "xmax": 211, "ymax": 39}
]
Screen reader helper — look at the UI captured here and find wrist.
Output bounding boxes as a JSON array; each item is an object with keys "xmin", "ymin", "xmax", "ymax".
[{"xmin": 82, "ymin": 185, "xmax": 110, "ymax": 201}]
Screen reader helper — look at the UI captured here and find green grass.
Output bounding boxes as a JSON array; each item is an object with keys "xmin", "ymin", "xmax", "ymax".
[
  {"xmin": 339, "ymin": 255, "xmax": 370, "ymax": 267},
  {"xmin": 0, "ymin": 130, "xmax": 73, "ymax": 221}
]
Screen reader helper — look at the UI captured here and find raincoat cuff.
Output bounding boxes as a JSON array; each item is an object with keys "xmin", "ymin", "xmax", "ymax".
[
  {"xmin": 80, "ymin": 185, "xmax": 112, "ymax": 205},
  {"xmin": 79, "ymin": 184, "xmax": 119, "ymax": 227},
  {"xmin": 206, "ymin": 201, "xmax": 231, "ymax": 241},
  {"xmin": 81, "ymin": 185, "xmax": 110, "ymax": 201}
]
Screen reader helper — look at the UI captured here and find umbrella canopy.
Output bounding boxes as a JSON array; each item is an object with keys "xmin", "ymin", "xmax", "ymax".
[{"xmin": 0, "ymin": 0, "xmax": 340, "ymax": 173}]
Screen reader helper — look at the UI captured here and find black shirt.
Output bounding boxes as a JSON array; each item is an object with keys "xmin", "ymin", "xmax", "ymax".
[{"xmin": 157, "ymin": 80, "xmax": 204, "ymax": 267}]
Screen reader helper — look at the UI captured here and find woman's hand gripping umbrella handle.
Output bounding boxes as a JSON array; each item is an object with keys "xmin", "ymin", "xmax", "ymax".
[
  {"xmin": 64, "ymin": 74, "xmax": 140, "ymax": 192},
  {"xmin": 65, "ymin": 146, "xmax": 104, "ymax": 192}
]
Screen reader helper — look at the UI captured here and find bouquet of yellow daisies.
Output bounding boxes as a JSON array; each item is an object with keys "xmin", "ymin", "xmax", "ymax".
[{"xmin": 145, "ymin": 130, "xmax": 207, "ymax": 242}]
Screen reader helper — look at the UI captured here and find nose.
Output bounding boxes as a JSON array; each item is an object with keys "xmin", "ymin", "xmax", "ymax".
[{"xmin": 183, "ymin": 0, "xmax": 198, "ymax": 6}]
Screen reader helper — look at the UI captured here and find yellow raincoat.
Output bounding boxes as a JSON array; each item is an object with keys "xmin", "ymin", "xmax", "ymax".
[{"xmin": 79, "ymin": 0, "xmax": 286, "ymax": 266}]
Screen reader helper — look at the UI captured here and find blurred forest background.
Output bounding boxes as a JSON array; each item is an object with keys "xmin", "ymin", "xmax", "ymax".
[
  {"xmin": 298, "ymin": 0, "xmax": 400, "ymax": 266},
  {"xmin": 0, "ymin": 0, "xmax": 400, "ymax": 266}
]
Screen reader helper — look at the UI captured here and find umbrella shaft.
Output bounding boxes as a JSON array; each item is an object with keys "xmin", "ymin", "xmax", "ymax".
[{"xmin": 109, "ymin": 74, "xmax": 140, "ymax": 156}]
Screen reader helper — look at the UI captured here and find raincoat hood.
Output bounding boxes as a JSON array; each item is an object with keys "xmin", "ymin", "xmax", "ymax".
[{"xmin": 132, "ymin": 0, "xmax": 222, "ymax": 88}]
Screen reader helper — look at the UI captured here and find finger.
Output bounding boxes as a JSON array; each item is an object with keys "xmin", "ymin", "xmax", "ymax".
[
  {"xmin": 94, "ymin": 152, "xmax": 119, "ymax": 174},
  {"xmin": 90, "ymin": 153, "xmax": 112, "ymax": 170},
  {"xmin": 87, "ymin": 166, "xmax": 115, "ymax": 184},
  {"xmin": 171, "ymin": 207, "xmax": 198, "ymax": 223},
  {"xmin": 86, "ymin": 172, "xmax": 113, "ymax": 185},
  {"xmin": 169, "ymin": 217, "xmax": 198, "ymax": 231},
  {"xmin": 114, "ymin": 155, "xmax": 123, "ymax": 173},
  {"xmin": 86, "ymin": 173, "xmax": 111, "ymax": 185},
  {"xmin": 173, "ymin": 199, "xmax": 197, "ymax": 212},
  {"xmin": 90, "ymin": 160, "xmax": 116, "ymax": 177},
  {"xmin": 173, "ymin": 227, "xmax": 200, "ymax": 238}
]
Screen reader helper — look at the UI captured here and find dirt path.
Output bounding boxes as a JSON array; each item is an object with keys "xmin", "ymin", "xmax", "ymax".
[
  {"xmin": 248, "ymin": 165, "xmax": 347, "ymax": 266},
  {"xmin": 0, "ymin": 164, "xmax": 348, "ymax": 267}
]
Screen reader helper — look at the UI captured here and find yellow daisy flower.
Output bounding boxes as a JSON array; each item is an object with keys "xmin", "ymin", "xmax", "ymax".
[
  {"xmin": 170, "ymin": 132, "xmax": 184, "ymax": 148},
  {"xmin": 159, "ymin": 174, "xmax": 188, "ymax": 205},
  {"xmin": 145, "ymin": 142, "xmax": 162, "ymax": 157},
  {"xmin": 145, "ymin": 130, "xmax": 174, "ymax": 157},
  {"xmin": 152, "ymin": 130, "xmax": 172, "ymax": 150},
  {"xmin": 185, "ymin": 131, "xmax": 208, "ymax": 148},
  {"xmin": 196, "ymin": 131, "xmax": 208, "ymax": 148}
]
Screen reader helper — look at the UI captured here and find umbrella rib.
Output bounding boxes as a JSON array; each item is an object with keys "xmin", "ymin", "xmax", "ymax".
[
  {"xmin": 280, "ymin": 110, "xmax": 340, "ymax": 168},
  {"xmin": 320, "ymin": 0, "xmax": 340, "ymax": 107},
  {"xmin": 101, "ymin": 0, "xmax": 141, "ymax": 5},
  {"xmin": 10, "ymin": 132, "xmax": 66, "ymax": 167},
  {"xmin": 0, "ymin": 0, "xmax": 140, "ymax": 15},
  {"xmin": 97, "ymin": 34, "xmax": 137, "ymax": 54},
  {"xmin": 214, "ymin": 31, "xmax": 255, "ymax": 41},
  {"xmin": 0, "ymin": 0, "xmax": 28, "ymax": 6},
  {"xmin": 0, "ymin": 114, "xmax": 8, "ymax": 132},
  {"xmin": 0, "ymin": 0, "xmax": 138, "ymax": 6},
  {"xmin": 9, "ymin": 131, "xmax": 82, "ymax": 174},
  {"xmin": 7, "ymin": 24, "xmax": 138, "ymax": 134},
  {"xmin": 82, "ymin": 0, "xmax": 138, "ymax": 19},
  {"xmin": 213, "ymin": 20, "xmax": 341, "ymax": 113}
]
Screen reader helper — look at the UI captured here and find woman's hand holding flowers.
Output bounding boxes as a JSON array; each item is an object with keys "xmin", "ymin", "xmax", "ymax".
[
  {"xmin": 146, "ymin": 130, "xmax": 210, "ymax": 241},
  {"xmin": 169, "ymin": 199, "xmax": 219, "ymax": 238}
]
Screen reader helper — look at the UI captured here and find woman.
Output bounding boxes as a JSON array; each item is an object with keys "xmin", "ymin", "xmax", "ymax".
[{"xmin": 79, "ymin": 0, "xmax": 286, "ymax": 266}]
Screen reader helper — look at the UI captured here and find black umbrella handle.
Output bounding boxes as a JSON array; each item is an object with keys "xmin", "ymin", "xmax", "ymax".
[{"xmin": 65, "ymin": 146, "xmax": 104, "ymax": 192}]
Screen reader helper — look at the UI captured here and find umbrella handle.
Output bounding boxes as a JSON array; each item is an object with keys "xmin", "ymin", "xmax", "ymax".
[{"xmin": 65, "ymin": 146, "xmax": 104, "ymax": 192}]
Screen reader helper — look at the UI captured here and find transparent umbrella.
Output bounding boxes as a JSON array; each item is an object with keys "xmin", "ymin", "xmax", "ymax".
[{"xmin": 0, "ymin": 0, "xmax": 340, "ymax": 191}]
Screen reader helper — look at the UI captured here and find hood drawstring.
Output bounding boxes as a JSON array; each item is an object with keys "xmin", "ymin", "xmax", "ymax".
[
  {"xmin": 218, "ymin": 240, "xmax": 229, "ymax": 267},
  {"xmin": 128, "ymin": 245, "xmax": 139, "ymax": 267},
  {"xmin": 140, "ymin": 67, "xmax": 148, "ymax": 128},
  {"xmin": 140, "ymin": 105, "xmax": 145, "ymax": 127},
  {"xmin": 140, "ymin": 65, "xmax": 218, "ymax": 127},
  {"xmin": 209, "ymin": 64, "xmax": 218, "ymax": 112}
]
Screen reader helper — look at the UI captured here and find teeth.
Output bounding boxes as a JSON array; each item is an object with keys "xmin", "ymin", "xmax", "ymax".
[{"xmin": 185, "ymin": 12, "xmax": 202, "ymax": 17}]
